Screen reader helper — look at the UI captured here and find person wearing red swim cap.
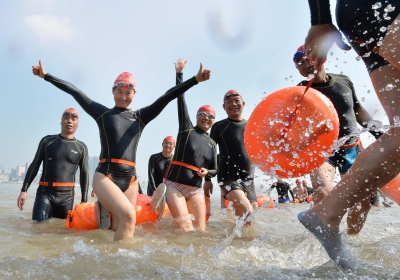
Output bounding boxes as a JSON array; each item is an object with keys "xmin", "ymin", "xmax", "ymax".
[
  {"xmin": 204, "ymin": 89, "xmax": 257, "ymax": 226},
  {"xmin": 17, "ymin": 108, "xmax": 89, "ymax": 222},
  {"xmin": 147, "ymin": 136, "xmax": 176, "ymax": 196},
  {"xmin": 152, "ymin": 59, "xmax": 217, "ymax": 232},
  {"xmin": 32, "ymin": 59, "xmax": 211, "ymax": 240}
]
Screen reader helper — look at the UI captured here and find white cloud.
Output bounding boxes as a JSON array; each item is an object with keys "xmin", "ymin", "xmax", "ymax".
[{"xmin": 24, "ymin": 15, "xmax": 74, "ymax": 43}]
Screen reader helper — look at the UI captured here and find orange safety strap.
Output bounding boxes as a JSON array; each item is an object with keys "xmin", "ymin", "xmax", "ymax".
[
  {"xmin": 39, "ymin": 181, "xmax": 75, "ymax": 187},
  {"xmin": 339, "ymin": 137, "xmax": 361, "ymax": 150},
  {"xmin": 170, "ymin": 161, "xmax": 200, "ymax": 172},
  {"xmin": 100, "ymin": 158, "xmax": 136, "ymax": 168}
]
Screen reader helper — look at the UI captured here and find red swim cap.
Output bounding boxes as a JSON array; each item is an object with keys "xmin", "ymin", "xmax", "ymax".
[
  {"xmin": 224, "ymin": 90, "xmax": 242, "ymax": 102},
  {"xmin": 62, "ymin": 108, "xmax": 79, "ymax": 118},
  {"xmin": 295, "ymin": 179, "xmax": 301, "ymax": 183},
  {"xmin": 163, "ymin": 136, "xmax": 176, "ymax": 144},
  {"xmin": 113, "ymin": 72, "xmax": 136, "ymax": 90},
  {"xmin": 302, "ymin": 180, "xmax": 307, "ymax": 184},
  {"xmin": 197, "ymin": 105, "xmax": 216, "ymax": 117}
]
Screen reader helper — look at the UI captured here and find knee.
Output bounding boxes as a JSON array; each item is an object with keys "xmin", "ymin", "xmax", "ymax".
[{"xmin": 120, "ymin": 207, "xmax": 136, "ymax": 226}]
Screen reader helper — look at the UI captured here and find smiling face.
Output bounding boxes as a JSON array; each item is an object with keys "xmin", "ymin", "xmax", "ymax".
[
  {"xmin": 113, "ymin": 87, "xmax": 135, "ymax": 108},
  {"xmin": 223, "ymin": 96, "xmax": 245, "ymax": 119},
  {"xmin": 162, "ymin": 140, "xmax": 175, "ymax": 153},
  {"xmin": 196, "ymin": 112, "xmax": 215, "ymax": 132},
  {"xmin": 61, "ymin": 112, "xmax": 79, "ymax": 136}
]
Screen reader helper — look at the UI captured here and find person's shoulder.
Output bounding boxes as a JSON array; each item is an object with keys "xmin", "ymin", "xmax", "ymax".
[
  {"xmin": 149, "ymin": 152, "xmax": 161, "ymax": 159},
  {"xmin": 213, "ymin": 118, "xmax": 230, "ymax": 127},
  {"xmin": 297, "ymin": 80, "xmax": 307, "ymax": 86},
  {"xmin": 41, "ymin": 134, "xmax": 58, "ymax": 143},
  {"xmin": 330, "ymin": 73, "xmax": 352, "ymax": 83},
  {"xmin": 75, "ymin": 138, "xmax": 88, "ymax": 147}
]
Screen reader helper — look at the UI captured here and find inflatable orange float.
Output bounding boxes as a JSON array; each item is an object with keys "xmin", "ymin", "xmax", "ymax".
[
  {"xmin": 381, "ymin": 173, "xmax": 400, "ymax": 206},
  {"xmin": 224, "ymin": 195, "xmax": 274, "ymax": 209},
  {"xmin": 66, "ymin": 194, "xmax": 165, "ymax": 229},
  {"xmin": 244, "ymin": 86, "xmax": 339, "ymax": 178}
]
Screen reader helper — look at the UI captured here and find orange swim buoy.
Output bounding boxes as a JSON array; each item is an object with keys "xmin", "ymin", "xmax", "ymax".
[
  {"xmin": 381, "ymin": 173, "xmax": 400, "ymax": 206},
  {"xmin": 244, "ymin": 86, "xmax": 339, "ymax": 178},
  {"xmin": 65, "ymin": 194, "xmax": 164, "ymax": 229},
  {"xmin": 306, "ymin": 196, "xmax": 313, "ymax": 203},
  {"xmin": 224, "ymin": 195, "xmax": 274, "ymax": 209}
]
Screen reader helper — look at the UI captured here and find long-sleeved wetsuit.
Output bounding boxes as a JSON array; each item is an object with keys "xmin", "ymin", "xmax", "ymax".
[
  {"xmin": 269, "ymin": 181, "xmax": 294, "ymax": 203},
  {"xmin": 164, "ymin": 73, "xmax": 217, "ymax": 187},
  {"xmin": 44, "ymin": 73, "xmax": 198, "ymax": 192},
  {"xmin": 147, "ymin": 152, "xmax": 172, "ymax": 196},
  {"xmin": 308, "ymin": 0, "xmax": 400, "ymax": 73},
  {"xmin": 207, "ymin": 118, "xmax": 256, "ymax": 203},
  {"xmin": 21, "ymin": 134, "xmax": 89, "ymax": 221}
]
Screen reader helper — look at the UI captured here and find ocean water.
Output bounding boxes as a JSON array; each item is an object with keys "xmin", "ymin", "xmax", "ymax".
[{"xmin": 1, "ymin": 183, "xmax": 399, "ymax": 279}]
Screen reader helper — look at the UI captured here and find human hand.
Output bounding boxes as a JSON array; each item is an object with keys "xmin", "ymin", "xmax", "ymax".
[
  {"xmin": 197, "ymin": 167, "xmax": 208, "ymax": 178},
  {"xmin": 203, "ymin": 181, "xmax": 213, "ymax": 197},
  {"xmin": 304, "ymin": 24, "xmax": 351, "ymax": 70},
  {"xmin": 195, "ymin": 63, "xmax": 211, "ymax": 82},
  {"xmin": 32, "ymin": 60, "xmax": 47, "ymax": 78},
  {"xmin": 17, "ymin": 192, "xmax": 27, "ymax": 210},
  {"xmin": 174, "ymin": 58, "xmax": 187, "ymax": 73}
]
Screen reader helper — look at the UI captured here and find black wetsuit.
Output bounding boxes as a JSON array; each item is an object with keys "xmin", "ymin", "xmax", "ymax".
[
  {"xmin": 305, "ymin": 186, "xmax": 313, "ymax": 196},
  {"xmin": 207, "ymin": 118, "xmax": 256, "ymax": 203},
  {"xmin": 308, "ymin": 0, "xmax": 400, "ymax": 73},
  {"xmin": 147, "ymin": 152, "xmax": 172, "ymax": 196},
  {"xmin": 269, "ymin": 182, "xmax": 294, "ymax": 202},
  {"xmin": 44, "ymin": 73, "xmax": 198, "ymax": 192},
  {"xmin": 298, "ymin": 73, "xmax": 380, "ymax": 171},
  {"xmin": 21, "ymin": 134, "xmax": 89, "ymax": 221},
  {"xmin": 164, "ymin": 73, "xmax": 217, "ymax": 187}
]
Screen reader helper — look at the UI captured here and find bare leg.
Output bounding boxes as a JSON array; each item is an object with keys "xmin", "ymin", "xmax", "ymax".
[
  {"xmin": 226, "ymin": 190, "xmax": 254, "ymax": 226},
  {"xmin": 310, "ymin": 162, "xmax": 335, "ymax": 203},
  {"xmin": 186, "ymin": 194, "xmax": 206, "ymax": 231},
  {"xmin": 92, "ymin": 172, "xmax": 138, "ymax": 241},
  {"xmin": 165, "ymin": 187, "xmax": 194, "ymax": 232},
  {"xmin": 346, "ymin": 196, "xmax": 372, "ymax": 234}
]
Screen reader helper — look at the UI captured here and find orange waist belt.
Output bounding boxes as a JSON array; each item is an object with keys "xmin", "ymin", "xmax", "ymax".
[
  {"xmin": 39, "ymin": 181, "xmax": 75, "ymax": 187},
  {"xmin": 100, "ymin": 158, "xmax": 136, "ymax": 168},
  {"xmin": 170, "ymin": 161, "xmax": 200, "ymax": 172},
  {"xmin": 339, "ymin": 137, "xmax": 361, "ymax": 150}
]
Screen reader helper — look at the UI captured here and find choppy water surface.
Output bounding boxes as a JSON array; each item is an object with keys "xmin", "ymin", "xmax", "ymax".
[{"xmin": 1, "ymin": 183, "xmax": 399, "ymax": 279}]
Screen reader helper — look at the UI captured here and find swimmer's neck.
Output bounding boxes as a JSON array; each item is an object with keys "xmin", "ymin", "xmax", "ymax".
[
  {"xmin": 313, "ymin": 69, "xmax": 330, "ymax": 84},
  {"xmin": 162, "ymin": 151, "xmax": 172, "ymax": 158},
  {"xmin": 60, "ymin": 132, "xmax": 75, "ymax": 139}
]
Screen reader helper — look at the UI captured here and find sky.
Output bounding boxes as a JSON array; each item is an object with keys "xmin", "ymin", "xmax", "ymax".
[{"xmin": 0, "ymin": 0, "xmax": 388, "ymax": 183}]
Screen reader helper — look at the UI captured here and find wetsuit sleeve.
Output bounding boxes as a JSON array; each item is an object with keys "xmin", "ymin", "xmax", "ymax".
[
  {"xmin": 21, "ymin": 137, "xmax": 46, "ymax": 192},
  {"xmin": 308, "ymin": 0, "xmax": 332, "ymax": 25},
  {"xmin": 177, "ymin": 93, "xmax": 194, "ymax": 131},
  {"xmin": 147, "ymin": 155, "xmax": 156, "ymax": 196},
  {"xmin": 287, "ymin": 184, "xmax": 295, "ymax": 200},
  {"xmin": 269, "ymin": 183, "xmax": 276, "ymax": 191},
  {"xmin": 350, "ymin": 80, "xmax": 383, "ymax": 139},
  {"xmin": 44, "ymin": 73, "xmax": 109, "ymax": 120},
  {"xmin": 206, "ymin": 142, "xmax": 218, "ymax": 178},
  {"xmin": 78, "ymin": 142, "xmax": 89, "ymax": 203},
  {"xmin": 136, "ymin": 77, "xmax": 198, "ymax": 126}
]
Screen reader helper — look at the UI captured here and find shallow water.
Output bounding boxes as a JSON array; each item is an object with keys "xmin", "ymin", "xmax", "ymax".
[{"xmin": 1, "ymin": 183, "xmax": 400, "ymax": 279}]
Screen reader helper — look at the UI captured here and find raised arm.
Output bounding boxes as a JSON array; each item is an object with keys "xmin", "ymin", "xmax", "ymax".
[
  {"xmin": 32, "ymin": 60, "xmax": 108, "ymax": 120},
  {"xmin": 305, "ymin": 0, "xmax": 351, "ymax": 70},
  {"xmin": 136, "ymin": 63, "xmax": 211, "ymax": 125},
  {"xmin": 78, "ymin": 142, "xmax": 89, "ymax": 203}
]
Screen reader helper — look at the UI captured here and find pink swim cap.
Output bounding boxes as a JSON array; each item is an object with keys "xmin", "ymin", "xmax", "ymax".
[
  {"xmin": 163, "ymin": 136, "xmax": 176, "ymax": 144},
  {"xmin": 113, "ymin": 72, "xmax": 136, "ymax": 90},
  {"xmin": 197, "ymin": 105, "xmax": 216, "ymax": 117}
]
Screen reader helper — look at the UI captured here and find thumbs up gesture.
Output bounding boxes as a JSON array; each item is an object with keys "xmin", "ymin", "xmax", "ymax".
[
  {"xmin": 32, "ymin": 60, "xmax": 47, "ymax": 78},
  {"xmin": 195, "ymin": 63, "xmax": 211, "ymax": 83}
]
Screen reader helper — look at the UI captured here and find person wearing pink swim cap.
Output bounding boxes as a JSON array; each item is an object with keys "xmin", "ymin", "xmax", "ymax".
[
  {"xmin": 293, "ymin": 179, "xmax": 308, "ymax": 203},
  {"xmin": 17, "ymin": 108, "xmax": 89, "ymax": 222},
  {"xmin": 32, "ymin": 59, "xmax": 211, "ymax": 240},
  {"xmin": 152, "ymin": 59, "xmax": 217, "ymax": 232},
  {"xmin": 147, "ymin": 136, "xmax": 176, "ymax": 196}
]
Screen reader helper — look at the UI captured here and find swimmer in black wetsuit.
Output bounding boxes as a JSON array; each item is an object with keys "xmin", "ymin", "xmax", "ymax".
[
  {"xmin": 32, "ymin": 60, "xmax": 210, "ymax": 240},
  {"xmin": 17, "ymin": 108, "xmax": 89, "ymax": 221},
  {"xmin": 147, "ymin": 136, "xmax": 175, "ymax": 196},
  {"xmin": 269, "ymin": 179, "xmax": 295, "ymax": 203},
  {"xmin": 204, "ymin": 90, "xmax": 257, "ymax": 226},
  {"xmin": 298, "ymin": 0, "xmax": 400, "ymax": 270},
  {"xmin": 162, "ymin": 59, "xmax": 217, "ymax": 232},
  {"xmin": 294, "ymin": 45, "xmax": 382, "ymax": 234}
]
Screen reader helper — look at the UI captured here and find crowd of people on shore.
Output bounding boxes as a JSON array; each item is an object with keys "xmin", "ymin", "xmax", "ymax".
[{"xmin": 14, "ymin": 0, "xmax": 400, "ymax": 272}]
